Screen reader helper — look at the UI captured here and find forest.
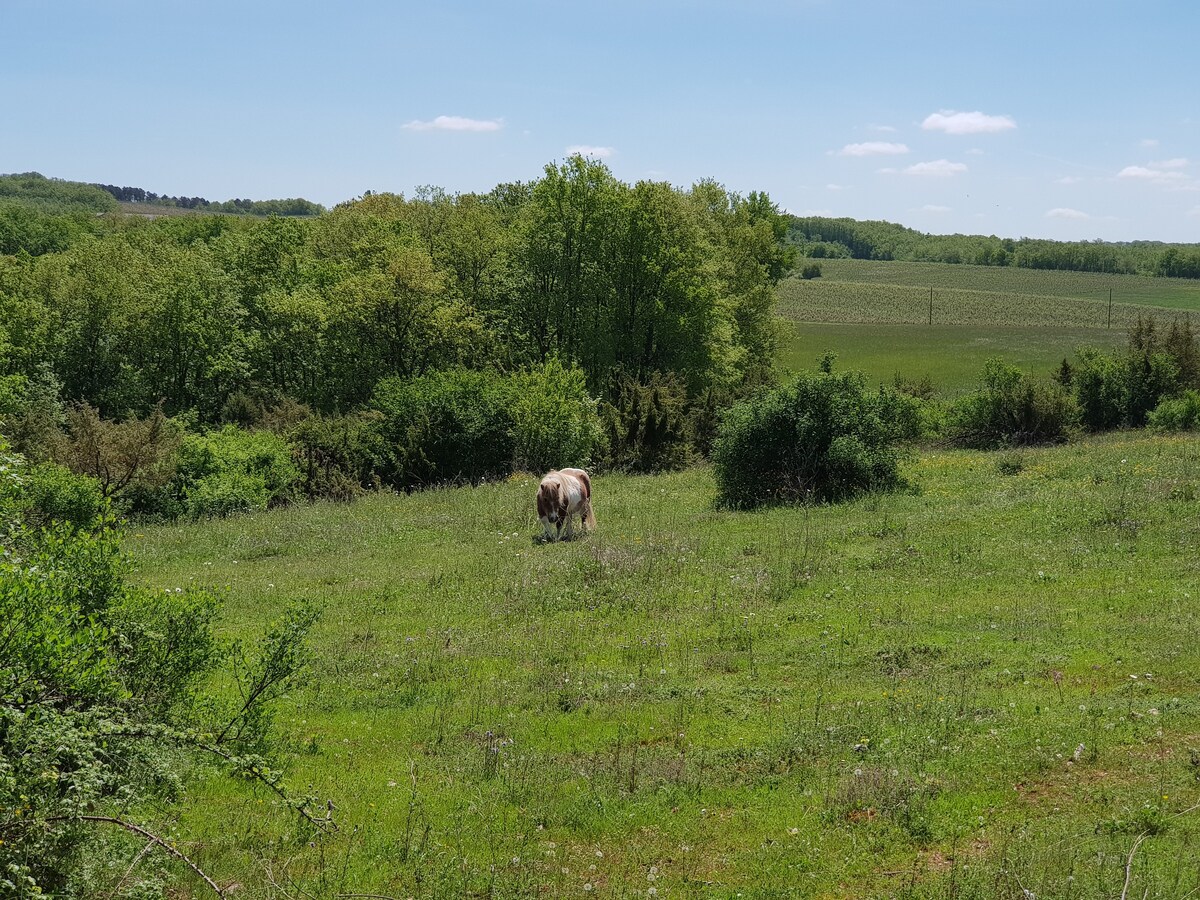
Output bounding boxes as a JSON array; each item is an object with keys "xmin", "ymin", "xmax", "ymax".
[
  {"xmin": 0, "ymin": 158, "xmax": 794, "ymax": 508},
  {"xmin": 790, "ymin": 215, "xmax": 1200, "ymax": 278}
]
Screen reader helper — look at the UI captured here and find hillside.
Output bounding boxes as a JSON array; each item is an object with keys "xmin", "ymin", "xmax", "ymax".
[
  {"xmin": 789, "ymin": 215, "xmax": 1200, "ymax": 279},
  {"xmin": 776, "ymin": 259, "xmax": 1200, "ymax": 393},
  {"xmin": 130, "ymin": 431, "xmax": 1200, "ymax": 898},
  {"xmin": 0, "ymin": 171, "xmax": 118, "ymax": 214},
  {"xmin": 0, "ymin": 171, "xmax": 324, "ymax": 218}
]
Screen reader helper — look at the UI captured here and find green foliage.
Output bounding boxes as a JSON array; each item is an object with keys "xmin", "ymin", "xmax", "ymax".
[
  {"xmin": 800, "ymin": 261, "xmax": 822, "ymax": 279},
  {"xmin": 948, "ymin": 359, "xmax": 1078, "ymax": 448},
  {"xmin": 0, "ymin": 172, "xmax": 119, "ymax": 215},
  {"xmin": 373, "ymin": 369, "xmax": 515, "ymax": 488},
  {"xmin": 599, "ymin": 369, "xmax": 692, "ymax": 472},
  {"xmin": 19, "ymin": 461, "xmax": 105, "ymax": 530},
  {"xmin": 286, "ymin": 408, "xmax": 387, "ymax": 500},
  {"xmin": 171, "ymin": 426, "xmax": 300, "ymax": 519},
  {"xmin": 788, "ymin": 214, "xmax": 1200, "ymax": 277},
  {"xmin": 1148, "ymin": 389, "xmax": 1200, "ymax": 432},
  {"xmin": 373, "ymin": 362, "xmax": 602, "ymax": 487},
  {"xmin": 1071, "ymin": 317, "xmax": 1195, "ymax": 431},
  {"xmin": 711, "ymin": 363, "xmax": 907, "ymax": 508},
  {"xmin": 0, "ymin": 439, "xmax": 322, "ymax": 895},
  {"xmin": 507, "ymin": 358, "xmax": 604, "ymax": 473}
]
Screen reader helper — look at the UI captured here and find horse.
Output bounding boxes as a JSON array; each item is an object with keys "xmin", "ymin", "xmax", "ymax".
[{"xmin": 536, "ymin": 468, "xmax": 596, "ymax": 541}]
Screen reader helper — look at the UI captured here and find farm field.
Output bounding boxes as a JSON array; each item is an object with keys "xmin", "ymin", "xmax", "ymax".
[
  {"xmin": 778, "ymin": 323, "xmax": 1127, "ymax": 395},
  {"xmin": 129, "ymin": 431, "xmax": 1200, "ymax": 899},
  {"xmin": 776, "ymin": 261, "xmax": 1200, "ymax": 391},
  {"xmin": 795, "ymin": 260, "xmax": 1200, "ymax": 312}
]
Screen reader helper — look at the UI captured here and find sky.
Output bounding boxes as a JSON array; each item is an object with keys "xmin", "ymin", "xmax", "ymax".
[{"xmin": 2, "ymin": 0, "xmax": 1198, "ymax": 242}]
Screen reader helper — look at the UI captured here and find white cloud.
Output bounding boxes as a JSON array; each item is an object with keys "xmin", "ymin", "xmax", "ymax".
[
  {"xmin": 868, "ymin": 124, "xmax": 898, "ymax": 133},
  {"xmin": 839, "ymin": 141, "xmax": 909, "ymax": 157},
  {"xmin": 922, "ymin": 110, "xmax": 1017, "ymax": 135},
  {"xmin": 1141, "ymin": 138, "xmax": 1160, "ymax": 148},
  {"xmin": 826, "ymin": 183, "xmax": 846, "ymax": 191},
  {"xmin": 1056, "ymin": 176, "xmax": 1084, "ymax": 185},
  {"xmin": 1151, "ymin": 157, "xmax": 1189, "ymax": 169},
  {"xmin": 566, "ymin": 144, "xmax": 615, "ymax": 158},
  {"xmin": 1046, "ymin": 207, "xmax": 1090, "ymax": 219},
  {"xmin": 915, "ymin": 204, "xmax": 951, "ymax": 213},
  {"xmin": 904, "ymin": 159, "xmax": 968, "ymax": 177},
  {"xmin": 1188, "ymin": 206, "xmax": 1200, "ymax": 218},
  {"xmin": 1117, "ymin": 165, "xmax": 1187, "ymax": 185},
  {"xmin": 403, "ymin": 115, "xmax": 503, "ymax": 132}
]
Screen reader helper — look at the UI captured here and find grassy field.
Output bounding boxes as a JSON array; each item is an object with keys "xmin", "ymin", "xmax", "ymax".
[
  {"xmin": 795, "ymin": 260, "xmax": 1200, "ymax": 312},
  {"xmin": 776, "ymin": 261, "xmax": 1200, "ymax": 392},
  {"xmin": 130, "ymin": 431, "xmax": 1200, "ymax": 899},
  {"xmin": 778, "ymin": 323, "xmax": 1127, "ymax": 396}
]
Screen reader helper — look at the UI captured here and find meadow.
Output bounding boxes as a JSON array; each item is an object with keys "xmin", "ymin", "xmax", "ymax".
[
  {"xmin": 130, "ymin": 431, "xmax": 1200, "ymax": 899},
  {"xmin": 776, "ymin": 261, "xmax": 1200, "ymax": 393}
]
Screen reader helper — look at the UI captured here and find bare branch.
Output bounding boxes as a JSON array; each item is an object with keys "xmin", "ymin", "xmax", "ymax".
[{"xmin": 50, "ymin": 815, "xmax": 225, "ymax": 898}]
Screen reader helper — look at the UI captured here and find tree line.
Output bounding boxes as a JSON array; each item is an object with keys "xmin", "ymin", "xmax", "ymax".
[
  {"xmin": 0, "ymin": 157, "xmax": 795, "ymax": 502},
  {"xmin": 790, "ymin": 216, "xmax": 1200, "ymax": 279},
  {"xmin": 94, "ymin": 182, "xmax": 325, "ymax": 217}
]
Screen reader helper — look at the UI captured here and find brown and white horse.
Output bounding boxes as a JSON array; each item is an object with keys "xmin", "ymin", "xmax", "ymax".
[{"xmin": 536, "ymin": 468, "xmax": 596, "ymax": 541}]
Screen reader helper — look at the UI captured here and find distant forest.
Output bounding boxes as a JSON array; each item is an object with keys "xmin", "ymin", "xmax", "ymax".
[
  {"xmin": 94, "ymin": 182, "xmax": 325, "ymax": 217},
  {"xmin": 0, "ymin": 171, "xmax": 324, "ymax": 218},
  {"xmin": 789, "ymin": 216, "xmax": 1200, "ymax": 279}
]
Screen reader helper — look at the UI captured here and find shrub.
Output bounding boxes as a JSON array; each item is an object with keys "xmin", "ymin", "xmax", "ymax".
[
  {"xmin": 948, "ymin": 359, "xmax": 1078, "ymax": 448},
  {"xmin": 600, "ymin": 370, "xmax": 691, "ymax": 472},
  {"xmin": 508, "ymin": 358, "xmax": 604, "ymax": 473},
  {"xmin": 171, "ymin": 426, "xmax": 300, "ymax": 519},
  {"xmin": 287, "ymin": 409, "xmax": 387, "ymax": 500},
  {"xmin": 712, "ymin": 364, "xmax": 907, "ymax": 509},
  {"xmin": 56, "ymin": 402, "xmax": 181, "ymax": 499},
  {"xmin": 373, "ymin": 362, "xmax": 603, "ymax": 488},
  {"xmin": 800, "ymin": 262, "xmax": 823, "ymax": 280},
  {"xmin": 0, "ymin": 440, "xmax": 322, "ymax": 895},
  {"xmin": 1072, "ymin": 347, "xmax": 1128, "ymax": 432},
  {"xmin": 373, "ymin": 369, "xmax": 514, "ymax": 488},
  {"xmin": 1148, "ymin": 390, "xmax": 1200, "ymax": 432},
  {"xmin": 20, "ymin": 461, "xmax": 105, "ymax": 530}
]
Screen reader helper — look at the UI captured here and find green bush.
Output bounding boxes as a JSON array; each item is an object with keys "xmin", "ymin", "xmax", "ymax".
[
  {"xmin": 509, "ymin": 358, "xmax": 604, "ymax": 473},
  {"xmin": 287, "ymin": 409, "xmax": 387, "ymax": 500},
  {"xmin": 1148, "ymin": 390, "xmax": 1200, "ymax": 432},
  {"xmin": 373, "ymin": 362, "xmax": 602, "ymax": 488},
  {"xmin": 373, "ymin": 369, "xmax": 514, "ymax": 488},
  {"xmin": 171, "ymin": 426, "xmax": 300, "ymax": 519},
  {"xmin": 599, "ymin": 370, "xmax": 691, "ymax": 473},
  {"xmin": 711, "ymin": 364, "xmax": 907, "ymax": 509},
  {"xmin": 948, "ymin": 359, "xmax": 1078, "ymax": 448},
  {"xmin": 1, "ymin": 437, "xmax": 322, "ymax": 895},
  {"xmin": 20, "ymin": 461, "xmax": 105, "ymax": 530}
]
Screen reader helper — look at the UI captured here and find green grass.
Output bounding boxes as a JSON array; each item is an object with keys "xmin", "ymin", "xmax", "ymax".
[
  {"xmin": 775, "ymin": 259, "xmax": 1200, "ymax": 392},
  {"xmin": 779, "ymin": 322, "xmax": 1127, "ymax": 395},
  {"xmin": 129, "ymin": 432, "xmax": 1200, "ymax": 898},
  {"xmin": 800, "ymin": 259, "xmax": 1200, "ymax": 312}
]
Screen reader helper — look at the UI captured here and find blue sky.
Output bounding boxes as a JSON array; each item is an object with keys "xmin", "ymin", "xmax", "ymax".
[{"xmin": 3, "ymin": 0, "xmax": 1198, "ymax": 241}]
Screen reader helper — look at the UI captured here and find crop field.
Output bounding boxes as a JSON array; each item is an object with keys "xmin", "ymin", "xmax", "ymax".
[
  {"xmin": 130, "ymin": 431, "xmax": 1200, "ymax": 899},
  {"xmin": 794, "ymin": 260, "xmax": 1200, "ymax": 313},
  {"xmin": 775, "ymin": 261, "xmax": 1200, "ymax": 392},
  {"xmin": 778, "ymin": 323, "xmax": 1127, "ymax": 395}
]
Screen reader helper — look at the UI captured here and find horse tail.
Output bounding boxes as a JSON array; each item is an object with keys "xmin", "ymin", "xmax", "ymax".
[{"xmin": 584, "ymin": 500, "xmax": 596, "ymax": 530}]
